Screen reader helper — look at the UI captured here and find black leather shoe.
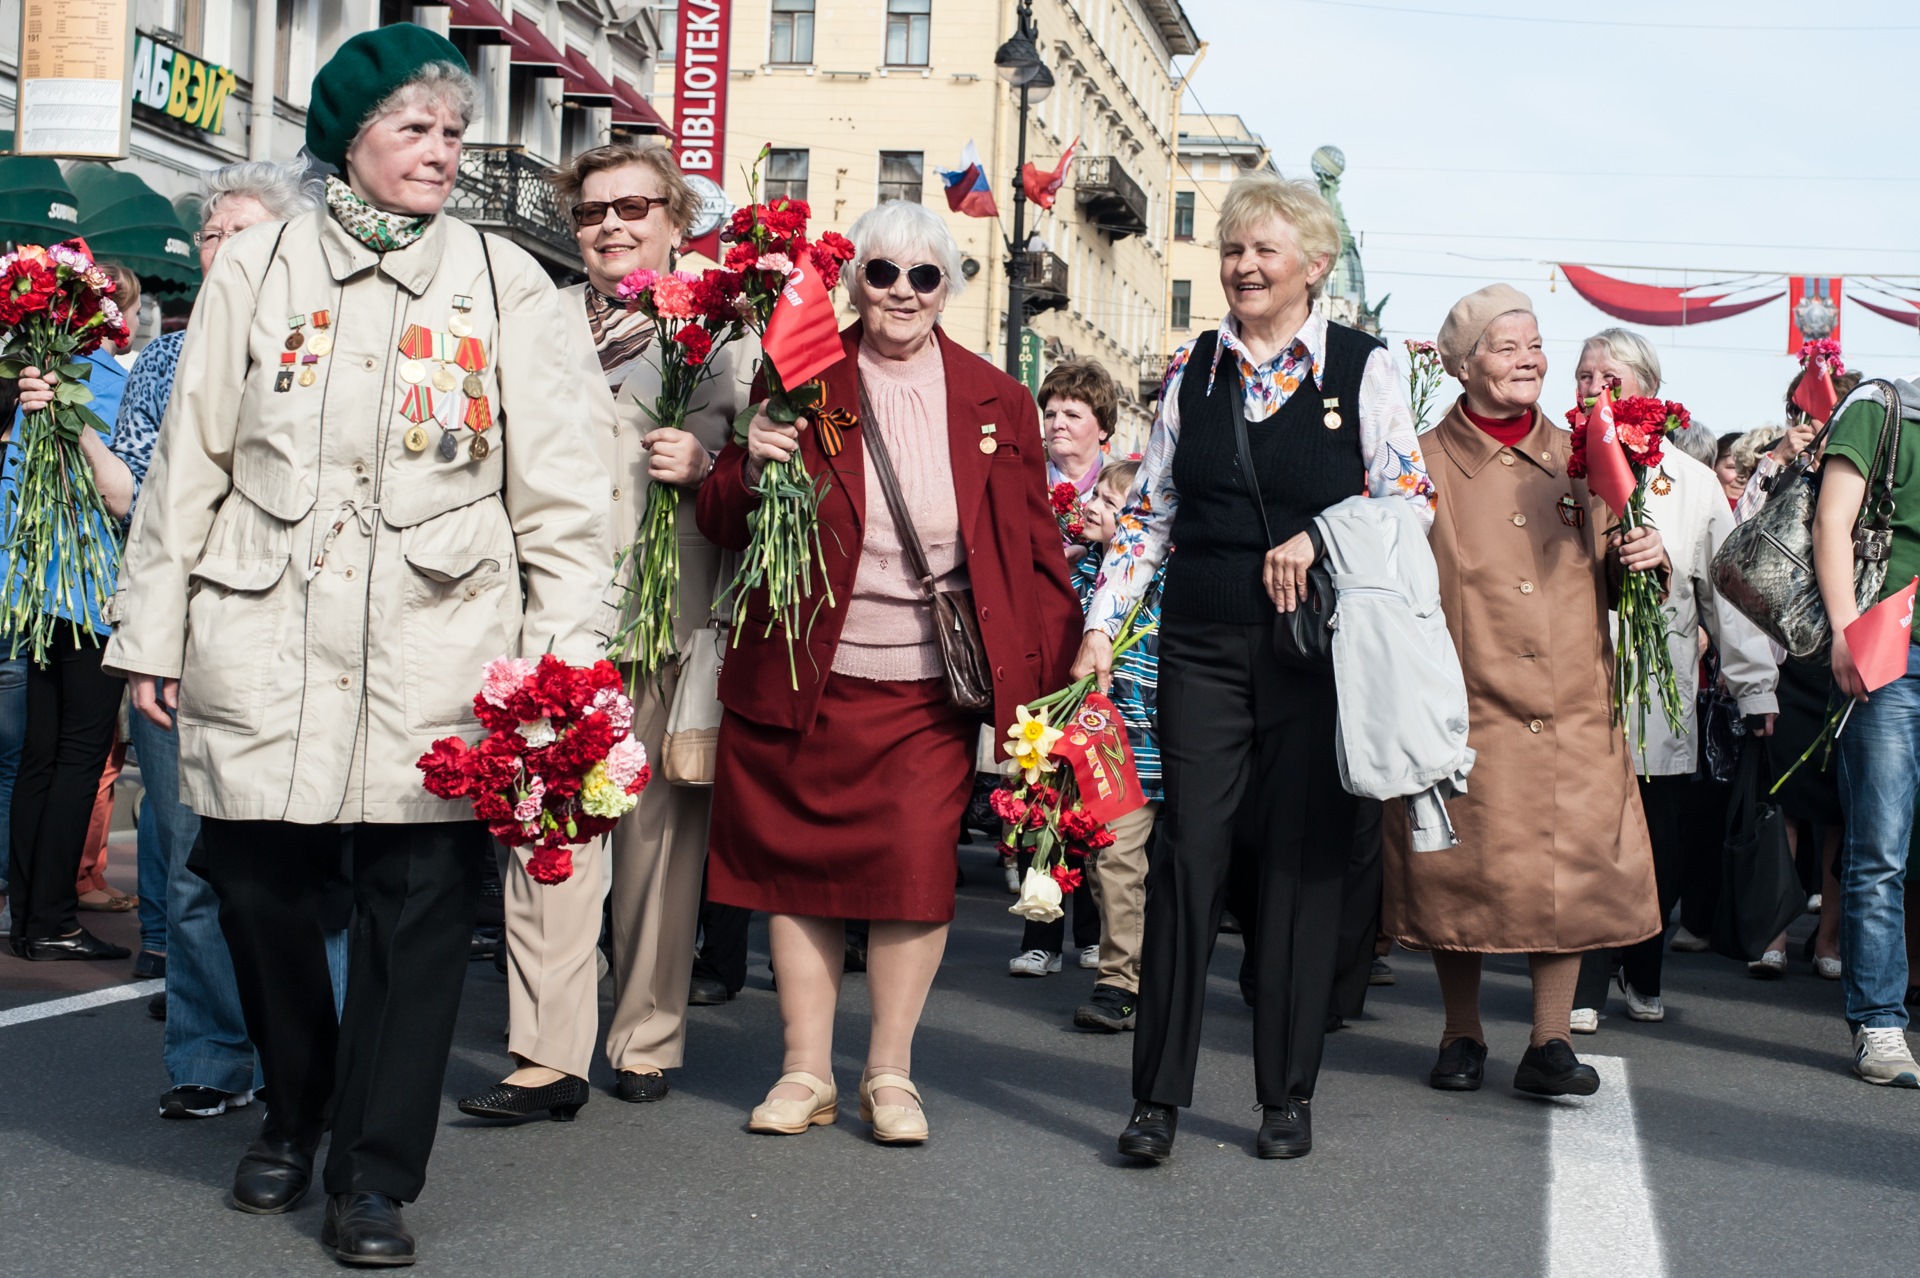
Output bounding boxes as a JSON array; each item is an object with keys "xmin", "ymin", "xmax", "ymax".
[
  {"xmin": 132, "ymin": 949, "xmax": 167, "ymax": 978},
  {"xmin": 1513, "ymin": 1039, "xmax": 1601, "ymax": 1097},
  {"xmin": 1117, "ymin": 1102, "xmax": 1177, "ymax": 1164},
  {"xmin": 1256, "ymin": 1099, "xmax": 1313, "ymax": 1159},
  {"xmin": 615, "ymin": 1069, "xmax": 670, "ymax": 1103},
  {"xmin": 687, "ymin": 975, "xmax": 732, "ymax": 1006},
  {"xmin": 322, "ymin": 1192, "xmax": 417, "ymax": 1267},
  {"xmin": 1429, "ymin": 1037, "xmax": 1489, "ymax": 1091},
  {"xmin": 24, "ymin": 928, "xmax": 131, "ymax": 961},
  {"xmin": 456, "ymin": 1074, "xmax": 588, "ymax": 1122},
  {"xmin": 229, "ymin": 1133, "xmax": 313, "ymax": 1214},
  {"xmin": 148, "ymin": 992, "xmax": 167, "ymax": 1020}
]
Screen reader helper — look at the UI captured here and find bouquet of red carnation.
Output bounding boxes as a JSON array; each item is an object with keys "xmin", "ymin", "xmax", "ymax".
[
  {"xmin": 0, "ymin": 238, "xmax": 132, "ymax": 662},
  {"xmin": 718, "ymin": 146, "xmax": 858, "ymax": 686},
  {"xmin": 416, "ymin": 655, "xmax": 652, "ymax": 884},
  {"xmin": 1050, "ymin": 481, "xmax": 1088, "ymax": 541},
  {"xmin": 1566, "ymin": 386, "xmax": 1688, "ymax": 757},
  {"xmin": 607, "ymin": 267, "xmax": 753, "ymax": 685},
  {"xmin": 993, "ymin": 604, "xmax": 1153, "ymax": 922}
]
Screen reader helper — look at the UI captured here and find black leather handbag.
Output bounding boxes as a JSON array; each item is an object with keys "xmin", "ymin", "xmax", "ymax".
[
  {"xmin": 1710, "ymin": 741, "xmax": 1805, "ymax": 962},
  {"xmin": 1230, "ymin": 384, "xmax": 1335, "ymax": 669}
]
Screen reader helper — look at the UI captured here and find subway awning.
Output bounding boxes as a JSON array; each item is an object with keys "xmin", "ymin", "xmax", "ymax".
[
  {"xmin": 64, "ymin": 162, "xmax": 202, "ymax": 292},
  {"xmin": 0, "ymin": 131, "xmax": 85, "ymax": 245}
]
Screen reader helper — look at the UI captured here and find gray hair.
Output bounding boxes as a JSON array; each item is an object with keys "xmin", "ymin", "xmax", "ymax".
[
  {"xmin": 1668, "ymin": 419, "xmax": 1717, "ymax": 467},
  {"xmin": 1730, "ymin": 426, "xmax": 1783, "ymax": 484},
  {"xmin": 847, "ymin": 200, "xmax": 967, "ymax": 298},
  {"xmin": 199, "ymin": 159, "xmax": 322, "ymax": 226},
  {"xmin": 355, "ymin": 61, "xmax": 478, "ymax": 150},
  {"xmin": 1581, "ymin": 327, "xmax": 1663, "ymax": 397}
]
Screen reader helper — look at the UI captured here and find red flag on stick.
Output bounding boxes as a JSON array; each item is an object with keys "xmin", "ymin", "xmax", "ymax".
[
  {"xmin": 1792, "ymin": 365, "xmax": 1840, "ymax": 425},
  {"xmin": 1843, "ymin": 577, "xmax": 1919, "ymax": 694},
  {"xmin": 1582, "ymin": 386, "xmax": 1638, "ymax": 516},
  {"xmin": 1021, "ymin": 137, "xmax": 1079, "ymax": 210},
  {"xmin": 761, "ymin": 261, "xmax": 844, "ymax": 389}
]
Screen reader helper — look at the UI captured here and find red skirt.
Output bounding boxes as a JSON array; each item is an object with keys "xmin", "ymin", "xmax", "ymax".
[{"xmin": 707, "ymin": 675, "xmax": 976, "ymax": 923}]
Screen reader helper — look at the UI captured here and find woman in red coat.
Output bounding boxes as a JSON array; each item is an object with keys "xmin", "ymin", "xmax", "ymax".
[{"xmin": 696, "ymin": 199, "xmax": 1081, "ymax": 1145}]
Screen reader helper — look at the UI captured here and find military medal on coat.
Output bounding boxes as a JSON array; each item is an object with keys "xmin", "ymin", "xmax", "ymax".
[
  {"xmin": 279, "ymin": 311, "xmax": 334, "ymax": 391},
  {"xmin": 397, "ymin": 297, "xmax": 491, "ymax": 461}
]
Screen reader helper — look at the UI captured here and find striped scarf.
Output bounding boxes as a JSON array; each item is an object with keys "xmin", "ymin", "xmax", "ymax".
[{"xmin": 583, "ymin": 286, "xmax": 655, "ymax": 378}]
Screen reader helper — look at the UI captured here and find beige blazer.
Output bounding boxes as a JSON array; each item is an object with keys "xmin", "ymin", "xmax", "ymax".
[
  {"xmin": 561, "ymin": 281, "xmax": 758, "ymax": 653},
  {"xmin": 103, "ymin": 210, "xmax": 613, "ymax": 824}
]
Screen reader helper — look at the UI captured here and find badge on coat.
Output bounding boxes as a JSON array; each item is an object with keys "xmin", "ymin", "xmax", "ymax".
[{"xmin": 1556, "ymin": 493, "xmax": 1585, "ymax": 528}]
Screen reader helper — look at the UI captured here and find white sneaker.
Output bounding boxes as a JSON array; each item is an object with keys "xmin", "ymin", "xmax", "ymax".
[
  {"xmin": 1669, "ymin": 926, "xmax": 1709, "ymax": 953},
  {"xmin": 1815, "ymin": 955, "xmax": 1843, "ymax": 980},
  {"xmin": 1078, "ymin": 944, "xmax": 1101, "ymax": 970},
  {"xmin": 1748, "ymin": 950, "xmax": 1787, "ymax": 979},
  {"xmin": 1569, "ymin": 1007, "xmax": 1599, "ymax": 1034},
  {"xmin": 1852, "ymin": 1026, "xmax": 1920, "ymax": 1087},
  {"xmin": 1620, "ymin": 979, "xmax": 1664, "ymax": 1023},
  {"xmin": 1008, "ymin": 949, "xmax": 1062, "ymax": 977},
  {"xmin": 1806, "ymin": 893, "xmax": 1822, "ymax": 915},
  {"xmin": 1001, "ymin": 861, "xmax": 1021, "ymax": 894}
]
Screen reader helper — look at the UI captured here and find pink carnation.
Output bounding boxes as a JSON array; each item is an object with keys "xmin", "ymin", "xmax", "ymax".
[
  {"xmin": 757, "ymin": 252, "xmax": 794, "ymax": 278},
  {"xmin": 606, "ymin": 736, "xmax": 649, "ymax": 792},
  {"xmin": 512, "ymin": 776, "xmax": 546, "ymax": 822},
  {"xmin": 617, "ymin": 268, "xmax": 661, "ymax": 301},
  {"xmin": 651, "ymin": 275, "xmax": 698, "ymax": 319},
  {"xmin": 590, "ymin": 686, "xmax": 634, "ymax": 735},
  {"xmin": 481, "ymin": 656, "xmax": 537, "ymax": 708}
]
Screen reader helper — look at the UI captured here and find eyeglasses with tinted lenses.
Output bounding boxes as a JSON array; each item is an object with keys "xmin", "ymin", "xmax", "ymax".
[
  {"xmin": 571, "ymin": 195, "xmax": 670, "ymax": 227},
  {"xmin": 863, "ymin": 259, "xmax": 946, "ymax": 294}
]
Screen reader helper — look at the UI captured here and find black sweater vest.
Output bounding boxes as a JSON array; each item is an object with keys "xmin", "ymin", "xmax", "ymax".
[{"xmin": 1161, "ymin": 322, "xmax": 1383, "ymax": 624}]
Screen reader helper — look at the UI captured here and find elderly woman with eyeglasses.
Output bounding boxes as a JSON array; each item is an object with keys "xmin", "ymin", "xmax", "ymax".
[{"xmin": 696, "ymin": 199, "xmax": 1082, "ymax": 1146}]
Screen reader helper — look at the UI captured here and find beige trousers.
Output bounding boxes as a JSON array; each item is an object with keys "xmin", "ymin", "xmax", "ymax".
[
  {"xmin": 1088, "ymin": 800, "xmax": 1157, "ymax": 994},
  {"xmin": 503, "ymin": 663, "xmax": 714, "ymax": 1077}
]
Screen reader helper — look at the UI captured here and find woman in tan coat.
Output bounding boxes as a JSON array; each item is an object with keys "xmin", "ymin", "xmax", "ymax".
[
  {"xmin": 1382, "ymin": 285, "xmax": 1662, "ymax": 1099},
  {"xmin": 102, "ymin": 29, "xmax": 611, "ymax": 1264},
  {"xmin": 458, "ymin": 142, "xmax": 755, "ymax": 1123}
]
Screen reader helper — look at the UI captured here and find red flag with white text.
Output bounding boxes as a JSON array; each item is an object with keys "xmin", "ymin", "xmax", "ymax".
[
  {"xmin": 1843, "ymin": 577, "xmax": 1918, "ymax": 694},
  {"xmin": 1583, "ymin": 386, "xmax": 1638, "ymax": 516},
  {"xmin": 761, "ymin": 261, "xmax": 844, "ymax": 389},
  {"xmin": 1021, "ymin": 137, "xmax": 1079, "ymax": 211}
]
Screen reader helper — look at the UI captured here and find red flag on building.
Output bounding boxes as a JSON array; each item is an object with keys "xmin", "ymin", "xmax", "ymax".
[
  {"xmin": 1843, "ymin": 577, "xmax": 1918, "ymax": 694},
  {"xmin": 1788, "ymin": 276, "xmax": 1843, "ymax": 354},
  {"xmin": 1582, "ymin": 386, "xmax": 1638, "ymax": 516},
  {"xmin": 1021, "ymin": 137, "xmax": 1079, "ymax": 210},
  {"xmin": 761, "ymin": 260, "xmax": 845, "ymax": 389}
]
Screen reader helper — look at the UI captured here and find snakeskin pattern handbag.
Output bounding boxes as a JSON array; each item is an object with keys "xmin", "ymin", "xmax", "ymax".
[{"xmin": 1711, "ymin": 379, "xmax": 1901, "ymax": 658}]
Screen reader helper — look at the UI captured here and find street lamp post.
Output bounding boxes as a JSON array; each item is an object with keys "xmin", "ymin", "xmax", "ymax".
[{"xmin": 995, "ymin": 0, "xmax": 1053, "ymax": 379}]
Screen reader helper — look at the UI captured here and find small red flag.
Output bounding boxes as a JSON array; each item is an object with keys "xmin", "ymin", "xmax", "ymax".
[
  {"xmin": 761, "ymin": 261, "xmax": 844, "ymax": 390},
  {"xmin": 1792, "ymin": 365, "xmax": 1840, "ymax": 425},
  {"xmin": 1582, "ymin": 386, "xmax": 1638, "ymax": 516},
  {"xmin": 1021, "ymin": 137, "xmax": 1079, "ymax": 211},
  {"xmin": 1843, "ymin": 576, "xmax": 1918, "ymax": 694},
  {"xmin": 1049, "ymin": 691, "xmax": 1145, "ymax": 825}
]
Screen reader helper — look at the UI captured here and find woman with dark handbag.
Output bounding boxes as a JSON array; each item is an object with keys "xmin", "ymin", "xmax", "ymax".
[
  {"xmin": 696, "ymin": 199, "xmax": 1081, "ymax": 1145},
  {"xmin": 1072, "ymin": 174, "xmax": 1434, "ymax": 1163}
]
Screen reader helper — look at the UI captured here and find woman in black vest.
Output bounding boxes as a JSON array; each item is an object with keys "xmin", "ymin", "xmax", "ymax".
[{"xmin": 1075, "ymin": 174, "xmax": 1435, "ymax": 1162}]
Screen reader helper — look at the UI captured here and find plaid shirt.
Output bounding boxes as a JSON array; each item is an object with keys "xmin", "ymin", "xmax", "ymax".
[{"xmin": 1072, "ymin": 548, "xmax": 1163, "ymax": 803}]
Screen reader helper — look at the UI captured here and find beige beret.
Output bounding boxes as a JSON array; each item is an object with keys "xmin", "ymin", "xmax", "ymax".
[{"xmin": 1437, "ymin": 284, "xmax": 1535, "ymax": 377}]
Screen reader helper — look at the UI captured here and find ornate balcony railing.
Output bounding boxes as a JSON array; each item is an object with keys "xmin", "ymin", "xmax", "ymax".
[
  {"xmin": 446, "ymin": 145, "xmax": 583, "ymax": 279},
  {"xmin": 1018, "ymin": 249, "xmax": 1069, "ymax": 315},
  {"xmin": 1074, "ymin": 154, "xmax": 1149, "ymax": 240}
]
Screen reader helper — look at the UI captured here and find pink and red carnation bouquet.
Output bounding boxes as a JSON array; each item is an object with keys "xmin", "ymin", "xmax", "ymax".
[
  {"xmin": 0, "ymin": 238, "xmax": 133, "ymax": 662},
  {"xmin": 1049, "ymin": 481, "xmax": 1088, "ymax": 541},
  {"xmin": 416, "ymin": 655, "xmax": 651, "ymax": 884}
]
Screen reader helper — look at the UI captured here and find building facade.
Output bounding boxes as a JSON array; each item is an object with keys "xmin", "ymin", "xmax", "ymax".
[
  {"xmin": 658, "ymin": 0, "xmax": 1199, "ymax": 450},
  {"xmin": 1162, "ymin": 109, "xmax": 1271, "ymax": 364}
]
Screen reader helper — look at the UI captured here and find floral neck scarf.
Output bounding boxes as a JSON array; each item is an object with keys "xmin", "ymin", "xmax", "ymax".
[{"xmin": 325, "ymin": 176, "xmax": 431, "ymax": 252}]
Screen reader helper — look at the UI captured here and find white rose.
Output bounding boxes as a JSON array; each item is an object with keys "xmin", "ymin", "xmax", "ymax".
[
  {"xmin": 518, "ymin": 717, "xmax": 557, "ymax": 748},
  {"xmin": 1007, "ymin": 867, "xmax": 1064, "ymax": 923}
]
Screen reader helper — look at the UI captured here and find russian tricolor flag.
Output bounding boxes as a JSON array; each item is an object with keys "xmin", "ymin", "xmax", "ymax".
[{"xmin": 939, "ymin": 142, "xmax": 999, "ymax": 218}]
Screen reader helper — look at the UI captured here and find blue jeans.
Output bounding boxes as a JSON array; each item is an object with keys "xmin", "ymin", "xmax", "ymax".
[
  {"xmin": 0, "ymin": 655, "xmax": 25, "ymax": 896},
  {"xmin": 132, "ymin": 714, "xmax": 169, "ymax": 954},
  {"xmin": 141, "ymin": 712, "xmax": 349, "ymax": 1093},
  {"xmin": 1835, "ymin": 644, "xmax": 1920, "ymax": 1032}
]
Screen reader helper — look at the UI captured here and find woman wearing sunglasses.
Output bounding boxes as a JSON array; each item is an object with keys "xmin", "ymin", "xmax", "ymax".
[
  {"xmin": 455, "ymin": 142, "xmax": 759, "ymax": 1126},
  {"xmin": 696, "ymin": 198, "xmax": 1083, "ymax": 1144}
]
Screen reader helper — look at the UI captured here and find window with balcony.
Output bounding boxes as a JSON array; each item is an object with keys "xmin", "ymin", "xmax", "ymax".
[
  {"xmin": 885, "ymin": 0, "xmax": 931, "ymax": 67},
  {"xmin": 767, "ymin": 148, "xmax": 811, "ymax": 201},
  {"xmin": 877, "ymin": 151, "xmax": 924, "ymax": 204},
  {"xmin": 1174, "ymin": 191, "xmax": 1195, "ymax": 240},
  {"xmin": 1171, "ymin": 280, "xmax": 1192, "ymax": 330},
  {"xmin": 770, "ymin": 0, "xmax": 815, "ymax": 64}
]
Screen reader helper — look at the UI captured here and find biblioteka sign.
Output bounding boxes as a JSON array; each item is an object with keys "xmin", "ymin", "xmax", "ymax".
[{"xmin": 675, "ymin": 0, "xmax": 732, "ymax": 258}]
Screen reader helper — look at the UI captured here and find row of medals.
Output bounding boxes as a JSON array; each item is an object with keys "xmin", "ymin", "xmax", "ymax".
[{"xmin": 399, "ymin": 295, "xmax": 491, "ymax": 462}]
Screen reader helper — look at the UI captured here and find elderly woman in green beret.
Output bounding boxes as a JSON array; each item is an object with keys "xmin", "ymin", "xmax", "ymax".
[{"xmin": 103, "ymin": 27, "xmax": 611, "ymax": 1265}]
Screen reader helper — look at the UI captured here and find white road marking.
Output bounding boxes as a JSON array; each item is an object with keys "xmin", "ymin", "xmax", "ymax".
[
  {"xmin": 0, "ymin": 979, "xmax": 165, "ymax": 1029},
  {"xmin": 1547, "ymin": 1054, "xmax": 1666, "ymax": 1278}
]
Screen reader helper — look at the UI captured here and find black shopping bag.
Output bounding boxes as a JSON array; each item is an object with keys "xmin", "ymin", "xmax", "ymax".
[{"xmin": 1710, "ymin": 740, "xmax": 1805, "ymax": 962}]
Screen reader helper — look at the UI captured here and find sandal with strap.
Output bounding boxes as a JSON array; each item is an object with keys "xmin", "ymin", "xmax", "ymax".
[
  {"xmin": 859, "ymin": 1072, "xmax": 929, "ymax": 1145},
  {"xmin": 747, "ymin": 1071, "xmax": 837, "ymax": 1135}
]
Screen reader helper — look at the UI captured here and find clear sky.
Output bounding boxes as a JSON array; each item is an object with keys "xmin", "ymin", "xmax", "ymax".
[{"xmin": 1170, "ymin": 0, "xmax": 1920, "ymax": 436}]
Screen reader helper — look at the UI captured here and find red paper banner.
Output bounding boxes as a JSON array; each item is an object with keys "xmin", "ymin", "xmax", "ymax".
[
  {"xmin": 1049, "ymin": 692, "xmax": 1145, "ymax": 825},
  {"xmin": 762, "ymin": 260, "xmax": 844, "ymax": 389},
  {"xmin": 1583, "ymin": 387, "xmax": 1637, "ymax": 517},
  {"xmin": 674, "ymin": 0, "xmax": 732, "ymax": 261},
  {"xmin": 1558, "ymin": 264, "xmax": 1783, "ymax": 327},
  {"xmin": 1844, "ymin": 577, "xmax": 1918, "ymax": 694},
  {"xmin": 1787, "ymin": 276, "xmax": 1842, "ymax": 354}
]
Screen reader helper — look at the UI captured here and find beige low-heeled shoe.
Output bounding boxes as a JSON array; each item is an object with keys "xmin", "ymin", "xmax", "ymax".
[
  {"xmin": 859, "ymin": 1072, "xmax": 929, "ymax": 1145},
  {"xmin": 747, "ymin": 1072, "xmax": 838, "ymax": 1134}
]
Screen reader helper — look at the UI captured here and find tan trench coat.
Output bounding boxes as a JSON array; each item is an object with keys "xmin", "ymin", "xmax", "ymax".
[
  {"xmin": 103, "ymin": 211, "xmax": 613, "ymax": 824},
  {"xmin": 1382, "ymin": 400, "xmax": 1658, "ymax": 953}
]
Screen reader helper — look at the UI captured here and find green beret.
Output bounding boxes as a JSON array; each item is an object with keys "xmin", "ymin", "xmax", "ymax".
[{"xmin": 305, "ymin": 25, "xmax": 469, "ymax": 169}]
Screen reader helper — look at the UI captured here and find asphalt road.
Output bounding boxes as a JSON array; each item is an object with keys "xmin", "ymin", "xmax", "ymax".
[{"xmin": 2, "ymin": 837, "xmax": 1915, "ymax": 1278}]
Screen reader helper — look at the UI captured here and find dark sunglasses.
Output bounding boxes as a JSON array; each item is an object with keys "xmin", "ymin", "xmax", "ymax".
[
  {"xmin": 863, "ymin": 259, "xmax": 946, "ymax": 294},
  {"xmin": 571, "ymin": 195, "xmax": 670, "ymax": 228}
]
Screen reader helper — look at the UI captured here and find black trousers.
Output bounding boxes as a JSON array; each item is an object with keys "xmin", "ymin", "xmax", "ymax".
[
  {"xmin": 1019, "ymin": 849, "xmax": 1101, "ymax": 954},
  {"xmin": 8, "ymin": 624, "xmax": 124, "ymax": 944},
  {"xmin": 1577, "ymin": 774, "xmax": 1688, "ymax": 1005},
  {"xmin": 200, "ymin": 819, "xmax": 482, "ymax": 1202},
  {"xmin": 1134, "ymin": 616, "xmax": 1356, "ymax": 1108},
  {"xmin": 694, "ymin": 898, "xmax": 752, "ymax": 994},
  {"xmin": 1234, "ymin": 796, "xmax": 1382, "ymax": 1022},
  {"xmin": 1678, "ymin": 773, "xmax": 1732, "ymax": 937}
]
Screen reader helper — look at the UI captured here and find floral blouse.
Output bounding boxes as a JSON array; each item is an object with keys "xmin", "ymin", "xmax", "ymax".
[{"xmin": 1085, "ymin": 305, "xmax": 1435, "ymax": 636}]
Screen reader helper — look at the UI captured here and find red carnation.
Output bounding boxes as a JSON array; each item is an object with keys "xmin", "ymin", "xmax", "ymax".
[
  {"xmin": 674, "ymin": 325, "xmax": 714, "ymax": 365},
  {"xmin": 526, "ymin": 848, "xmax": 574, "ymax": 885},
  {"xmin": 989, "ymin": 788, "xmax": 1029, "ymax": 825},
  {"xmin": 1050, "ymin": 865, "xmax": 1083, "ymax": 893}
]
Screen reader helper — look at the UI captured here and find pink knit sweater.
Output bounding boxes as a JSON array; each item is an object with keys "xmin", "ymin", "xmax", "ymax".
[{"xmin": 832, "ymin": 338, "xmax": 972, "ymax": 681}]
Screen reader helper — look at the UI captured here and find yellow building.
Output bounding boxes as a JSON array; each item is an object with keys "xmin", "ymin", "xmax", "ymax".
[
  {"xmin": 657, "ymin": 0, "xmax": 1200, "ymax": 450},
  {"xmin": 1162, "ymin": 110, "xmax": 1273, "ymax": 364}
]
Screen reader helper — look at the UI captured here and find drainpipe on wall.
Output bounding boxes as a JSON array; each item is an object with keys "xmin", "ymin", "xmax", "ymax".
[{"xmin": 249, "ymin": 0, "xmax": 278, "ymax": 159}]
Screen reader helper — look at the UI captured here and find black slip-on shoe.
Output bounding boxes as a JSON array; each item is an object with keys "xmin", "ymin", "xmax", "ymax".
[
  {"xmin": 1117, "ymin": 1102, "xmax": 1177, "ymax": 1164},
  {"xmin": 229, "ymin": 1133, "xmax": 313, "ymax": 1215},
  {"xmin": 1513, "ymin": 1039, "xmax": 1601, "ymax": 1097},
  {"xmin": 24, "ymin": 928, "xmax": 130, "ymax": 961},
  {"xmin": 322, "ymin": 1192, "xmax": 417, "ymax": 1267},
  {"xmin": 1255, "ymin": 1099, "xmax": 1312, "ymax": 1159},
  {"xmin": 615, "ymin": 1069, "xmax": 671, "ymax": 1103},
  {"xmin": 456, "ymin": 1075, "xmax": 588, "ymax": 1123},
  {"xmin": 1428, "ymin": 1038, "xmax": 1488, "ymax": 1092}
]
